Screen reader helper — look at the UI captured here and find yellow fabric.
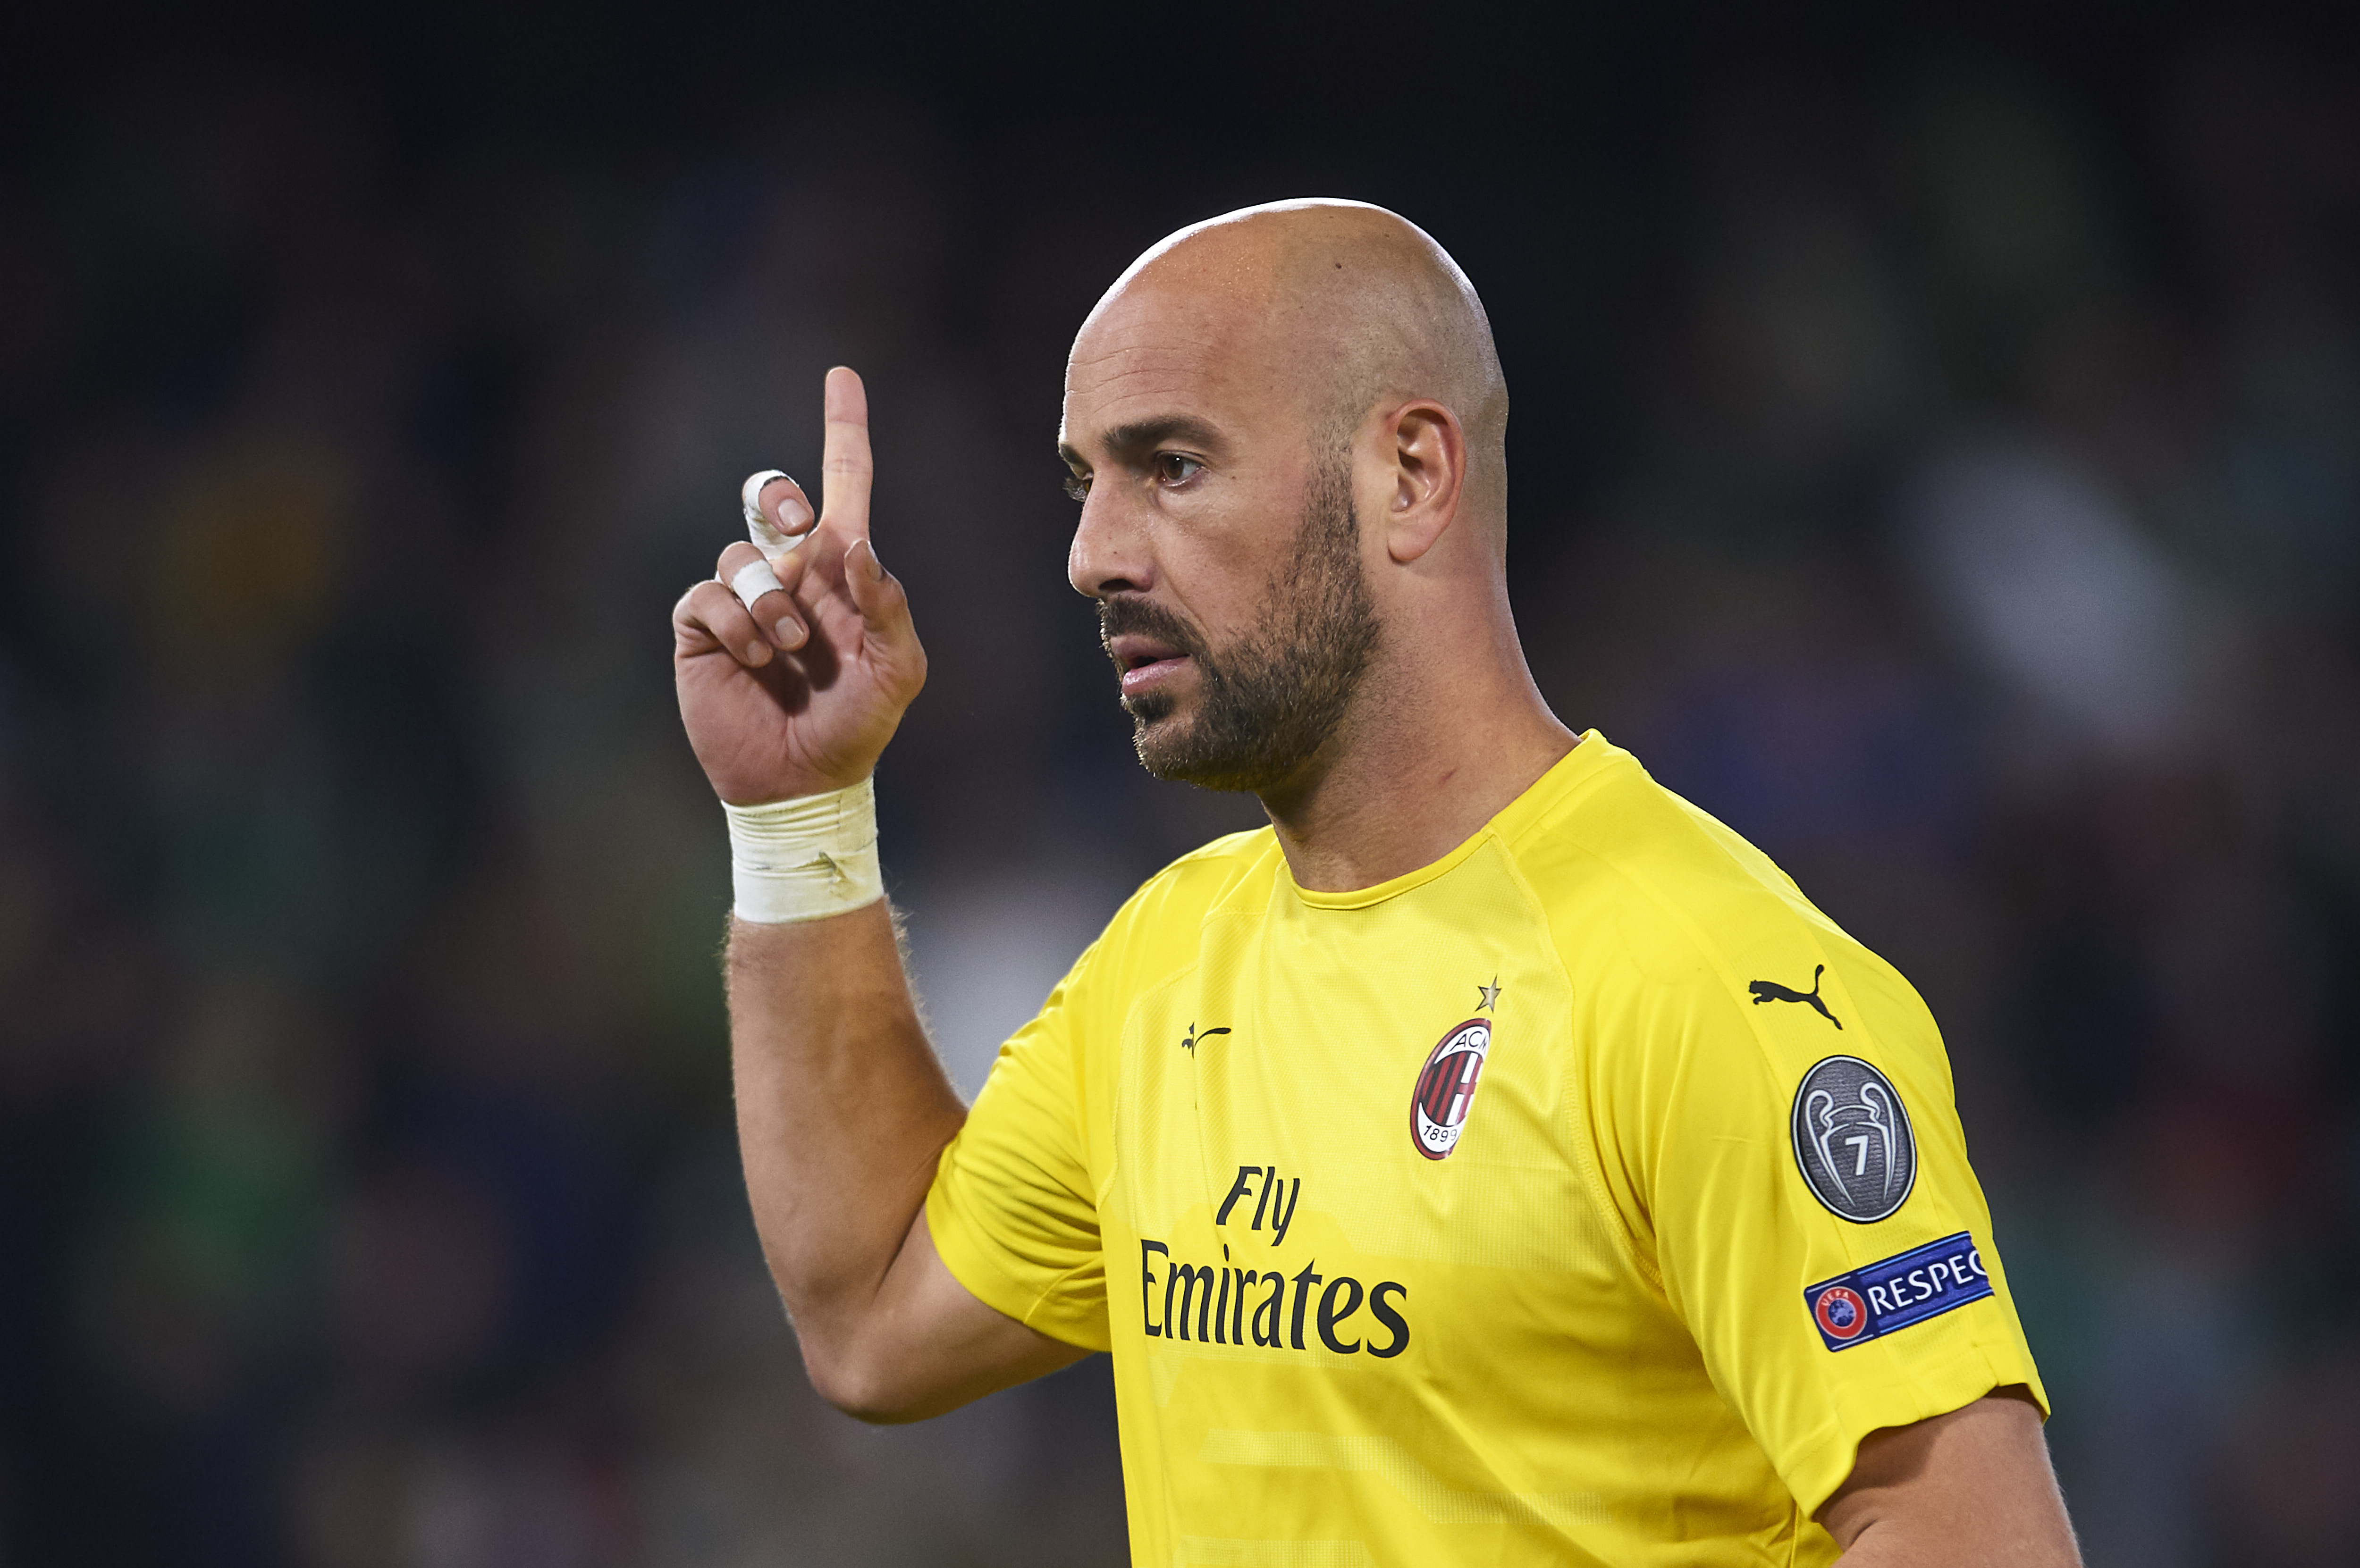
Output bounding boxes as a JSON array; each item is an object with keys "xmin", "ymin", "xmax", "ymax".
[{"xmin": 927, "ymin": 733, "xmax": 2047, "ymax": 1566}]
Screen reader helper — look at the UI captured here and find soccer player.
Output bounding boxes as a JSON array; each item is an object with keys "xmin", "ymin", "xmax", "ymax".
[{"xmin": 671, "ymin": 201, "xmax": 2082, "ymax": 1564}]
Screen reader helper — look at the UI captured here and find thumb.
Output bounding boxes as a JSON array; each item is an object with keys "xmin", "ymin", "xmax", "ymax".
[
  {"xmin": 844, "ymin": 538, "xmax": 900, "ymax": 627},
  {"xmin": 844, "ymin": 538, "xmax": 925, "ymax": 687}
]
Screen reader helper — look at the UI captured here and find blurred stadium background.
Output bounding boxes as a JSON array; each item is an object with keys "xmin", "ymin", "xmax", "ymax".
[{"xmin": 3, "ymin": 7, "xmax": 2356, "ymax": 1564}]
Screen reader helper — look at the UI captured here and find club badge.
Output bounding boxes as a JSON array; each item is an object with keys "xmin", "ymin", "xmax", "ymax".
[
  {"xmin": 1789, "ymin": 1055, "xmax": 1917, "ymax": 1223},
  {"xmin": 1410, "ymin": 1018, "xmax": 1490, "ymax": 1160}
]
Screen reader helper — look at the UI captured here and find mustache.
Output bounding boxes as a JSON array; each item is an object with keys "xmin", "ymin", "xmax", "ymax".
[{"xmin": 1097, "ymin": 595, "xmax": 1209, "ymax": 663}]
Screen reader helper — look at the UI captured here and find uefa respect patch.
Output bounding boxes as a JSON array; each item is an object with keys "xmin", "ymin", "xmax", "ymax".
[{"xmin": 1804, "ymin": 1232, "xmax": 1993, "ymax": 1351}]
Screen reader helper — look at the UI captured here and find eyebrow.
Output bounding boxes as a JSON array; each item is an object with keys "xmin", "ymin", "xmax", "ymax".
[{"xmin": 1057, "ymin": 414, "xmax": 1228, "ymax": 470}]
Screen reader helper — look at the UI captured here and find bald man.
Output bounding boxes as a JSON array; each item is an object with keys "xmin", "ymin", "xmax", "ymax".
[{"xmin": 672, "ymin": 201, "xmax": 2081, "ymax": 1566}]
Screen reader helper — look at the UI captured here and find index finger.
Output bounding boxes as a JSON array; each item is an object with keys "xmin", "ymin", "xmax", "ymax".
[{"xmin": 820, "ymin": 366, "xmax": 873, "ymax": 538}]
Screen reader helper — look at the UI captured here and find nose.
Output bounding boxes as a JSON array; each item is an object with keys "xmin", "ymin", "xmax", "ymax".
[{"xmin": 1067, "ymin": 487, "xmax": 1153, "ymax": 600}]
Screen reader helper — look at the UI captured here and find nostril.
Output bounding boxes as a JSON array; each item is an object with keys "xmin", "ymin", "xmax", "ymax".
[{"xmin": 1069, "ymin": 552, "xmax": 1144, "ymax": 600}]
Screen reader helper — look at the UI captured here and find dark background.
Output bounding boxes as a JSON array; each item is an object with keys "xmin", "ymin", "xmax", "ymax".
[{"xmin": 3, "ymin": 5, "xmax": 2357, "ymax": 1563}]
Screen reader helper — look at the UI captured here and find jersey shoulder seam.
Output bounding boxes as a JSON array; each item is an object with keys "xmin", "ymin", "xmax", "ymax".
[
  {"xmin": 1099, "ymin": 955, "xmax": 1205, "ymax": 1213},
  {"xmin": 1500, "ymin": 790, "xmax": 1858, "ymax": 1282},
  {"xmin": 1088, "ymin": 827, "xmax": 1275, "ymax": 980},
  {"xmin": 1159, "ymin": 825, "xmax": 1278, "ymax": 875},
  {"xmin": 1580, "ymin": 831, "xmax": 1840, "ymax": 1061},
  {"xmin": 1487, "ymin": 831, "xmax": 1670, "ymax": 1299},
  {"xmin": 1543, "ymin": 834, "xmax": 1846, "ymax": 1318},
  {"xmin": 1088, "ymin": 835, "xmax": 1271, "ymax": 1212},
  {"xmin": 1512, "ymin": 771, "xmax": 1845, "ymax": 1038}
]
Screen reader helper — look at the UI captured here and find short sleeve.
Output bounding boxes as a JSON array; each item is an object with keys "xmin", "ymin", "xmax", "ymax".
[
  {"xmin": 1622, "ymin": 937, "xmax": 2048, "ymax": 1516},
  {"xmin": 926, "ymin": 941, "xmax": 1111, "ymax": 1352}
]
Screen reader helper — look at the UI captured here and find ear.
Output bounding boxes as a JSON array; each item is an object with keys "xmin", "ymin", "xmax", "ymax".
[{"xmin": 1379, "ymin": 401, "xmax": 1467, "ymax": 564}]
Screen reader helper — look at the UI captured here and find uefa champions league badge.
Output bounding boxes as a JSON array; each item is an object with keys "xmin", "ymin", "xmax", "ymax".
[
  {"xmin": 1803, "ymin": 1233, "xmax": 1993, "ymax": 1351},
  {"xmin": 1790, "ymin": 1055, "xmax": 1917, "ymax": 1223}
]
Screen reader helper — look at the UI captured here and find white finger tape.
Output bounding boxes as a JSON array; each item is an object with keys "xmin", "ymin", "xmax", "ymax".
[
  {"xmin": 728, "ymin": 557, "xmax": 785, "ymax": 607},
  {"xmin": 741, "ymin": 469, "xmax": 790, "ymax": 527},
  {"xmin": 725, "ymin": 777, "xmax": 884, "ymax": 923},
  {"xmin": 741, "ymin": 469, "xmax": 806, "ymax": 555}
]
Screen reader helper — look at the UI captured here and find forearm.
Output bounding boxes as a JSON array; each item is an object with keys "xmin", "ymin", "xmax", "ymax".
[
  {"xmin": 680, "ymin": 377, "xmax": 1078, "ymax": 1420},
  {"xmin": 727, "ymin": 901, "xmax": 966, "ymax": 1379}
]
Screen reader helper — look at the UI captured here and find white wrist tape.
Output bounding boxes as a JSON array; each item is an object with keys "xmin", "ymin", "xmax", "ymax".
[{"xmin": 724, "ymin": 777, "xmax": 884, "ymax": 923}]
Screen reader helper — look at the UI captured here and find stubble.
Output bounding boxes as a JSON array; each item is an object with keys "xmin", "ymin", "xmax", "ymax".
[{"xmin": 1098, "ymin": 455, "xmax": 1381, "ymax": 794}]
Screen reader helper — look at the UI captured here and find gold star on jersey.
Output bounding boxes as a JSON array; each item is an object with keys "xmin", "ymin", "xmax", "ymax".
[{"xmin": 927, "ymin": 734, "xmax": 2045, "ymax": 1566}]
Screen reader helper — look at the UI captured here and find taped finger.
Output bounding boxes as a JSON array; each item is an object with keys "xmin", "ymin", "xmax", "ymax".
[
  {"xmin": 722, "ymin": 549, "xmax": 807, "ymax": 649},
  {"xmin": 741, "ymin": 469, "xmax": 813, "ymax": 554},
  {"xmin": 728, "ymin": 556, "xmax": 787, "ymax": 608}
]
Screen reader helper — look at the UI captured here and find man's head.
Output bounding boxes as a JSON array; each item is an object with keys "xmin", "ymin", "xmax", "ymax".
[{"xmin": 1060, "ymin": 199, "xmax": 1511, "ymax": 795}]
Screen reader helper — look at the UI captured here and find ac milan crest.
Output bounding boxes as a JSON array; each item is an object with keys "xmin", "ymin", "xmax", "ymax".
[{"xmin": 1410, "ymin": 1018, "xmax": 1491, "ymax": 1160}]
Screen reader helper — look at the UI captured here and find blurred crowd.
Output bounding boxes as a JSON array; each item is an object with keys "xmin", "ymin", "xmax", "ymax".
[{"xmin": 1, "ymin": 28, "xmax": 2355, "ymax": 1567}]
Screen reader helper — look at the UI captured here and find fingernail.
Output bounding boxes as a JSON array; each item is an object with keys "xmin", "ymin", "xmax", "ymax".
[
  {"xmin": 779, "ymin": 499, "xmax": 812, "ymax": 532},
  {"xmin": 745, "ymin": 641, "xmax": 769, "ymax": 665},
  {"xmin": 863, "ymin": 542, "xmax": 886, "ymax": 581},
  {"xmin": 776, "ymin": 616, "xmax": 804, "ymax": 648}
]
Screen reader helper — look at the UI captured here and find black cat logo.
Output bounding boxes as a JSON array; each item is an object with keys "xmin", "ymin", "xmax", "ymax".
[
  {"xmin": 1181, "ymin": 1023, "xmax": 1231, "ymax": 1053},
  {"xmin": 1750, "ymin": 965, "xmax": 1842, "ymax": 1030}
]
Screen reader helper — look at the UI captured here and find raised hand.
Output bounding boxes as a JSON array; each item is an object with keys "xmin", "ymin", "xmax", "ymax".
[{"xmin": 674, "ymin": 367, "xmax": 927, "ymax": 804}]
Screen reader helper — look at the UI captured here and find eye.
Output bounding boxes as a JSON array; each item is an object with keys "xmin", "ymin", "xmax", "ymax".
[
  {"xmin": 1153, "ymin": 452, "xmax": 1204, "ymax": 486},
  {"xmin": 1062, "ymin": 470, "xmax": 1092, "ymax": 502}
]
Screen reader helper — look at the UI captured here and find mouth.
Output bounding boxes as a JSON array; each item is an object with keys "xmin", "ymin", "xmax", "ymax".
[{"xmin": 1106, "ymin": 634, "xmax": 1192, "ymax": 698}]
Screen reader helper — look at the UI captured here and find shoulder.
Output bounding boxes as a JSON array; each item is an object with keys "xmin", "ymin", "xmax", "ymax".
[
  {"xmin": 972, "ymin": 828, "xmax": 1279, "ymax": 1117},
  {"xmin": 1501, "ymin": 745, "xmax": 1904, "ymax": 1057},
  {"xmin": 1075, "ymin": 827, "xmax": 1280, "ymax": 992},
  {"xmin": 1516, "ymin": 750, "xmax": 1951, "ymax": 1117},
  {"xmin": 1131, "ymin": 825, "xmax": 1278, "ymax": 911},
  {"xmin": 1505, "ymin": 746, "xmax": 1827, "ymax": 962}
]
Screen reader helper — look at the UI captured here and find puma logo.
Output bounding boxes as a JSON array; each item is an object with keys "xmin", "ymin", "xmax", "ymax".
[
  {"xmin": 1182, "ymin": 1024, "xmax": 1231, "ymax": 1054},
  {"xmin": 1751, "ymin": 965, "xmax": 1842, "ymax": 1030}
]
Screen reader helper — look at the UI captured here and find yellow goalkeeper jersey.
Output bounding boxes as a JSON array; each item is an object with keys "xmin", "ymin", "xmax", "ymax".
[{"xmin": 926, "ymin": 732, "xmax": 2046, "ymax": 1566}]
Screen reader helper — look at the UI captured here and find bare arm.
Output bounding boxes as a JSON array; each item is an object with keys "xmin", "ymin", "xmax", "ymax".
[
  {"xmin": 1821, "ymin": 1389, "xmax": 2081, "ymax": 1566},
  {"xmin": 725, "ymin": 906, "xmax": 1083, "ymax": 1418},
  {"xmin": 678, "ymin": 368, "xmax": 1085, "ymax": 1421}
]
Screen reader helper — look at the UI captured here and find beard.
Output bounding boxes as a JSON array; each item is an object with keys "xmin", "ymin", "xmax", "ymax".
[{"xmin": 1097, "ymin": 457, "xmax": 1380, "ymax": 793}]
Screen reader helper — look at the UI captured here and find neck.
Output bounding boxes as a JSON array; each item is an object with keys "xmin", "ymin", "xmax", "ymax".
[{"xmin": 1256, "ymin": 624, "xmax": 1577, "ymax": 893}]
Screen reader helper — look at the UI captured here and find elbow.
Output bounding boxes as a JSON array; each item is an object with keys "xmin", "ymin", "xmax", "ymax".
[{"xmin": 800, "ymin": 1342, "xmax": 936, "ymax": 1425}]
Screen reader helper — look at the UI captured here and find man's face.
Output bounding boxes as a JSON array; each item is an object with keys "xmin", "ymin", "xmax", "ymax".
[{"xmin": 1061, "ymin": 279, "xmax": 1380, "ymax": 792}]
